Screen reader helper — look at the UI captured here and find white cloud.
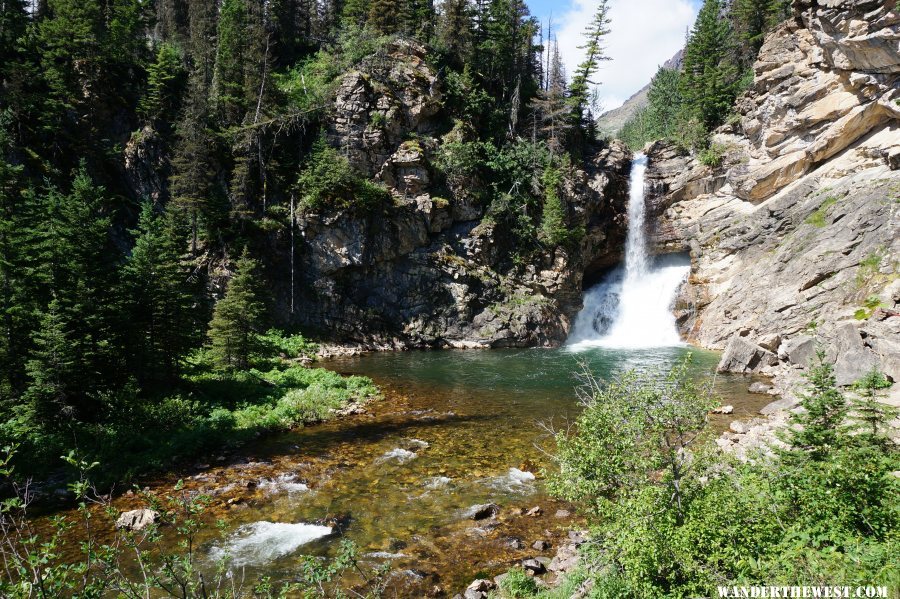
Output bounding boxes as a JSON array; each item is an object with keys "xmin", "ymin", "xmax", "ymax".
[{"xmin": 552, "ymin": 0, "xmax": 697, "ymax": 112}]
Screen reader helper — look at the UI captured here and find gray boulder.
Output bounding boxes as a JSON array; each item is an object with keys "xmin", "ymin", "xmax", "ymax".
[
  {"xmin": 522, "ymin": 558, "xmax": 547, "ymax": 575},
  {"xmin": 748, "ymin": 382, "xmax": 773, "ymax": 394},
  {"xmin": 717, "ymin": 335, "xmax": 778, "ymax": 373},
  {"xmin": 834, "ymin": 349, "xmax": 880, "ymax": 387},
  {"xmin": 779, "ymin": 335, "xmax": 816, "ymax": 367}
]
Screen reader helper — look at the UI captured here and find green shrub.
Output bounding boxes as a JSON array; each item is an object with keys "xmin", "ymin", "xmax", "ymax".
[
  {"xmin": 698, "ymin": 142, "xmax": 727, "ymax": 167},
  {"xmin": 498, "ymin": 567, "xmax": 538, "ymax": 597},
  {"xmin": 297, "ymin": 139, "xmax": 391, "ymax": 212},
  {"xmin": 258, "ymin": 329, "xmax": 319, "ymax": 359},
  {"xmin": 548, "ymin": 355, "xmax": 899, "ymax": 597}
]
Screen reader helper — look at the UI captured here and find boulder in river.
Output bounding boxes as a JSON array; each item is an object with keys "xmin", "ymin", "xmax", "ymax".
[
  {"xmin": 717, "ymin": 335, "xmax": 778, "ymax": 373},
  {"xmin": 115, "ymin": 509, "xmax": 159, "ymax": 531},
  {"xmin": 467, "ymin": 503, "xmax": 499, "ymax": 520}
]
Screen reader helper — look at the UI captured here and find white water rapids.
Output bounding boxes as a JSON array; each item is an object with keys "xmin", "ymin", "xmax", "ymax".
[{"xmin": 568, "ymin": 154, "xmax": 690, "ymax": 351}]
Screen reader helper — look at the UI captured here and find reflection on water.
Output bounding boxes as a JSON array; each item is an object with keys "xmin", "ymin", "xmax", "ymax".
[{"xmin": 46, "ymin": 346, "xmax": 773, "ymax": 596}]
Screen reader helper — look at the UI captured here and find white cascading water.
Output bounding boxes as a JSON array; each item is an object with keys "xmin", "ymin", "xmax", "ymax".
[{"xmin": 567, "ymin": 154, "xmax": 690, "ymax": 351}]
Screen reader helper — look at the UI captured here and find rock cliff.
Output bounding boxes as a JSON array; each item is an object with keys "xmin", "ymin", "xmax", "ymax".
[
  {"xmin": 280, "ymin": 41, "xmax": 631, "ymax": 348},
  {"xmin": 645, "ymin": 0, "xmax": 900, "ymax": 394}
]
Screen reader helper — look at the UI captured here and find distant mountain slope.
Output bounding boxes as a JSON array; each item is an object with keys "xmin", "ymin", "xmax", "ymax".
[{"xmin": 596, "ymin": 49, "xmax": 683, "ymax": 138}]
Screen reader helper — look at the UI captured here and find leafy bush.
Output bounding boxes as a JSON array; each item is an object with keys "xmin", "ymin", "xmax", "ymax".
[
  {"xmin": 548, "ymin": 356, "xmax": 900, "ymax": 597},
  {"xmin": 297, "ymin": 139, "xmax": 391, "ymax": 212},
  {"xmin": 698, "ymin": 142, "xmax": 727, "ymax": 167},
  {"xmin": 258, "ymin": 328, "xmax": 319, "ymax": 359}
]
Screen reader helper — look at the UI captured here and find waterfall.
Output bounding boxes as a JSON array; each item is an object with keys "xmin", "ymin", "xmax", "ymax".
[{"xmin": 568, "ymin": 154, "xmax": 690, "ymax": 351}]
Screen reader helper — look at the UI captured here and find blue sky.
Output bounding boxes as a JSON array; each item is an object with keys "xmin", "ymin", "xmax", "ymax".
[{"xmin": 526, "ymin": 0, "xmax": 701, "ymax": 111}]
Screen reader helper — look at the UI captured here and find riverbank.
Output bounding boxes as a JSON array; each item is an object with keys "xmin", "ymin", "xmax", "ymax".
[{"xmin": 3, "ymin": 332, "xmax": 380, "ymax": 496}]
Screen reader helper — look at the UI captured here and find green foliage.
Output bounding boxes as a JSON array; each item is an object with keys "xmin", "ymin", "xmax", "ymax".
[
  {"xmin": 568, "ymin": 1, "xmax": 611, "ymax": 127},
  {"xmin": 297, "ymin": 140, "xmax": 391, "ymax": 212},
  {"xmin": 849, "ymin": 368, "xmax": 896, "ymax": 445},
  {"xmin": 540, "ymin": 165, "xmax": 576, "ymax": 247},
  {"xmin": 854, "ymin": 295, "xmax": 885, "ymax": 320},
  {"xmin": 139, "ymin": 43, "xmax": 186, "ymax": 123},
  {"xmin": 856, "ymin": 249, "xmax": 885, "ymax": 289},
  {"xmin": 122, "ymin": 204, "xmax": 200, "ymax": 385},
  {"xmin": 498, "ymin": 567, "xmax": 539, "ymax": 597},
  {"xmin": 732, "ymin": 0, "xmax": 792, "ymax": 60},
  {"xmin": 784, "ymin": 351, "xmax": 847, "ymax": 461},
  {"xmin": 208, "ymin": 249, "xmax": 266, "ymax": 371},
  {"xmin": 258, "ymin": 328, "xmax": 319, "ymax": 360},
  {"xmin": 213, "ymin": 0, "xmax": 266, "ymax": 122},
  {"xmin": 550, "ymin": 353, "xmax": 899, "ymax": 597},
  {"xmin": 681, "ymin": 0, "xmax": 742, "ymax": 131},
  {"xmin": 549, "ymin": 357, "xmax": 716, "ymax": 519},
  {"xmin": 622, "ymin": 0, "xmax": 787, "ymax": 151},
  {"xmin": 618, "ymin": 67, "xmax": 690, "ymax": 151},
  {"xmin": 24, "ymin": 167, "xmax": 123, "ymax": 426},
  {"xmin": 698, "ymin": 142, "xmax": 727, "ymax": 167}
]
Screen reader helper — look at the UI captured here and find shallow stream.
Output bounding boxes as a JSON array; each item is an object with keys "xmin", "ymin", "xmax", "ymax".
[{"xmin": 68, "ymin": 347, "xmax": 771, "ymax": 596}]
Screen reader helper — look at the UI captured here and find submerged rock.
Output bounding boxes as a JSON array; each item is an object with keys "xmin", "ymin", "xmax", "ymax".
[{"xmin": 748, "ymin": 382, "xmax": 773, "ymax": 395}]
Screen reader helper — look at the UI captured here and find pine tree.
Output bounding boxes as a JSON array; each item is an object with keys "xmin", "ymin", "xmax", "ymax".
[
  {"xmin": 438, "ymin": 0, "xmax": 473, "ymax": 66},
  {"xmin": 154, "ymin": 0, "xmax": 188, "ymax": 42},
  {"xmin": 732, "ymin": 0, "xmax": 792, "ymax": 64},
  {"xmin": 37, "ymin": 0, "xmax": 104, "ymax": 123},
  {"xmin": 646, "ymin": 67, "xmax": 684, "ymax": 139},
  {"xmin": 208, "ymin": 249, "xmax": 265, "ymax": 371},
  {"xmin": 24, "ymin": 298, "xmax": 77, "ymax": 425},
  {"xmin": 122, "ymin": 204, "xmax": 199, "ymax": 385},
  {"xmin": 342, "ymin": 0, "xmax": 369, "ymax": 31},
  {"xmin": 530, "ymin": 41, "xmax": 570, "ymax": 153},
  {"xmin": 476, "ymin": 0, "xmax": 539, "ymax": 116},
  {"xmin": 270, "ymin": 0, "xmax": 316, "ymax": 63},
  {"xmin": 680, "ymin": 0, "xmax": 740, "ymax": 131},
  {"xmin": 139, "ymin": 43, "xmax": 186, "ymax": 125},
  {"xmin": 785, "ymin": 351, "xmax": 847, "ymax": 461},
  {"xmin": 24, "ymin": 167, "xmax": 123, "ymax": 423},
  {"xmin": 213, "ymin": 0, "xmax": 253, "ymax": 121},
  {"xmin": 540, "ymin": 165, "xmax": 567, "ymax": 246},
  {"xmin": 568, "ymin": 0, "xmax": 611, "ymax": 128},
  {"xmin": 0, "ymin": 110, "xmax": 36, "ymax": 401},
  {"xmin": 367, "ymin": 0, "xmax": 403, "ymax": 35},
  {"xmin": 37, "ymin": 0, "xmax": 147, "ymax": 135},
  {"xmin": 401, "ymin": 0, "xmax": 435, "ymax": 40},
  {"xmin": 0, "ymin": 0, "xmax": 28, "ymax": 76},
  {"xmin": 170, "ymin": 74, "xmax": 218, "ymax": 251},
  {"xmin": 187, "ymin": 0, "xmax": 218, "ymax": 92},
  {"xmin": 849, "ymin": 368, "xmax": 897, "ymax": 447}
]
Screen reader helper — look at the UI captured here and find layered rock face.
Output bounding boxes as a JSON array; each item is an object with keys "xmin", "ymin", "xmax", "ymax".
[
  {"xmin": 280, "ymin": 41, "xmax": 631, "ymax": 348},
  {"xmin": 646, "ymin": 0, "xmax": 900, "ymax": 389}
]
